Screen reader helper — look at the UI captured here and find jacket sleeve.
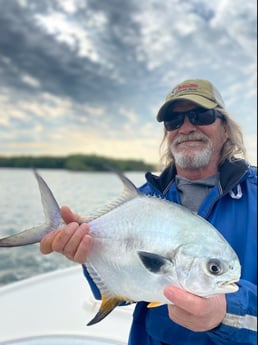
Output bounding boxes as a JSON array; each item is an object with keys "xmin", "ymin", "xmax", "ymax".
[{"xmin": 207, "ymin": 279, "xmax": 257, "ymax": 344}]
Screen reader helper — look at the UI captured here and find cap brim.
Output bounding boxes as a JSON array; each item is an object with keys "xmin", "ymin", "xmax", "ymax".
[{"xmin": 157, "ymin": 95, "xmax": 218, "ymax": 122}]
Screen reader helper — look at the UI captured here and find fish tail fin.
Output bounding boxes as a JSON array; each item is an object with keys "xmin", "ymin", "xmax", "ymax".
[
  {"xmin": 0, "ymin": 171, "xmax": 63, "ymax": 247},
  {"xmin": 87, "ymin": 295, "xmax": 123, "ymax": 326}
]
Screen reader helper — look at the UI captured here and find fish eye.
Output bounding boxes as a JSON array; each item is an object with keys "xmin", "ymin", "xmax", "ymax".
[{"xmin": 207, "ymin": 259, "xmax": 223, "ymax": 275}]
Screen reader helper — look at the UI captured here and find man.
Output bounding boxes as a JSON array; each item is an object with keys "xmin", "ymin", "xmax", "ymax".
[{"xmin": 40, "ymin": 79, "xmax": 257, "ymax": 344}]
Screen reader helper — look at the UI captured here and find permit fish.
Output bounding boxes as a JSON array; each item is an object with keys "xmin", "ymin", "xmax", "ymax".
[{"xmin": 0, "ymin": 170, "xmax": 241, "ymax": 326}]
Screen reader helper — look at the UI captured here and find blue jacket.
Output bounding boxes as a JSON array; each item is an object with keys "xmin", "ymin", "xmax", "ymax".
[{"xmin": 83, "ymin": 159, "xmax": 257, "ymax": 344}]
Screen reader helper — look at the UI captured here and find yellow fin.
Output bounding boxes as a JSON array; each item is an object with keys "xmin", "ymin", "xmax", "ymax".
[
  {"xmin": 87, "ymin": 294, "xmax": 124, "ymax": 326},
  {"xmin": 147, "ymin": 301, "xmax": 163, "ymax": 308}
]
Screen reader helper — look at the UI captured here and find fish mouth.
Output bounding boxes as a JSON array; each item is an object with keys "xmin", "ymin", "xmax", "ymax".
[{"xmin": 218, "ymin": 280, "xmax": 239, "ymax": 292}]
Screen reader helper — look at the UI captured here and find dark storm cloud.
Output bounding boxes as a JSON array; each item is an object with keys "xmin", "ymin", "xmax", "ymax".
[{"xmin": 0, "ymin": 0, "xmax": 148, "ymax": 106}]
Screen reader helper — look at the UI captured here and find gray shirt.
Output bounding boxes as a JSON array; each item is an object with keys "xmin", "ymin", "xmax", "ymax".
[{"xmin": 175, "ymin": 173, "xmax": 220, "ymax": 212}]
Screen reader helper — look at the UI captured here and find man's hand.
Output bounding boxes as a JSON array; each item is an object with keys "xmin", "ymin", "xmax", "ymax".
[
  {"xmin": 40, "ymin": 206, "xmax": 92, "ymax": 263},
  {"xmin": 164, "ymin": 286, "xmax": 226, "ymax": 332}
]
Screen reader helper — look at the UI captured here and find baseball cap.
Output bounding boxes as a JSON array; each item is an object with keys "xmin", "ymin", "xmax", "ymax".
[{"xmin": 157, "ymin": 79, "xmax": 225, "ymax": 122}]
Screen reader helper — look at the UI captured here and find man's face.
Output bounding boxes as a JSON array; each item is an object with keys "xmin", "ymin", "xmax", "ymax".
[{"xmin": 166, "ymin": 101, "xmax": 228, "ymax": 170}]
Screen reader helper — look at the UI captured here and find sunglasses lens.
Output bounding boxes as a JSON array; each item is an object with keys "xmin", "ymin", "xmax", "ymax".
[
  {"xmin": 164, "ymin": 114, "xmax": 185, "ymax": 131},
  {"xmin": 164, "ymin": 109, "xmax": 217, "ymax": 131},
  {"xmin": 190, "ymin": 109, "xmax": 215, "ymax": 125}
]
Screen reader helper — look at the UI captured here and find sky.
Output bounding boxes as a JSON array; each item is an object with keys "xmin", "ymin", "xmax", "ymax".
[{"xmin": 0, "ymin": 0, "xmax": 257, "ymax": 166}]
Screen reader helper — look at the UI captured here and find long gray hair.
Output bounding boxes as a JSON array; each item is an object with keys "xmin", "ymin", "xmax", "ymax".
[{"xmin": 158, "ymin": 108, "xmax": 247, "ymax": 169}]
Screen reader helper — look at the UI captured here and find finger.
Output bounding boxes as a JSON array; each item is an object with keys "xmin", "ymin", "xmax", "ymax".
[
  {"xmin": 167, "ymin": 304, "xmax": 206, "ymax": 332},
  {"xmin": 60, "ymin": 206, "xmax": 81, "ymax": 224},
  {"xmin": 164, "ymin": 286, "xmax": 207, "ymax": 314},
  {"xmin": 167, "ymin": 303, "xmax": 191, "ymax": 323},
  {"xmin": 40, "ymin": 229, "xmax": 60, "ymax": 254},
  {"xmin": 73, "ymin": 234, "xmax": 93, "ymax": 263},
  {"xmin": 167, "ymin": 297, "xmax": 225, "ymax": 332},
  {"xmin": 51, "ymin": 222, "xmax": 80, "ymax": 253},
  {"xmin": 62, "ymin": 223, "xmax": 91, "ymax": 259}
]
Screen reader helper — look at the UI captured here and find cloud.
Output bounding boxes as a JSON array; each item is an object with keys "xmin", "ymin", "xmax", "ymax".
[{"xmin": 0, "ymin": 0, "xmax": 256, "ymax": 165}]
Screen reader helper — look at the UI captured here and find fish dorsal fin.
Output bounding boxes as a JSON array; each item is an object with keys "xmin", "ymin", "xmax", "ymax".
[
  {"xmin": 80, "ymin": 169, "xmax": 141, "ymax": 223},
  {"xmin": 109, "ymin": 167, "xmax": 140, "ymax": 202}
]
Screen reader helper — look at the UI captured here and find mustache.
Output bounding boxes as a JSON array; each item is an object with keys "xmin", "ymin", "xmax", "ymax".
[{"xmin": 172, "ymin": 132, "xmax": 209, "ymax": 145}]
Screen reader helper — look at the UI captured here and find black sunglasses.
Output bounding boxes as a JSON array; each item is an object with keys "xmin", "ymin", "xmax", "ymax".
[{"xmin": 164, "ymin": 108, "xmax": 225, "ymax": 131}]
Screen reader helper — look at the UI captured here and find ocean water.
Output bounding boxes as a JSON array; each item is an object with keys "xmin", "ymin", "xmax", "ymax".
[{"xmin": 0, "ymin": 168, "xmax": 146, "ymax": 286}]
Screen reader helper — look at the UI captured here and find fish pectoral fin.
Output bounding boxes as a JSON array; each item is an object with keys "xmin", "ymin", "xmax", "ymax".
[
  {"xmin": 137, "ymin": 251, "xmax": 174, "ymax": 274},
  {"xmin": 147, "ymin": 301, "xmax": 163, "ymax": 308},
  {"xmin": 87, "ymin": 295, "xmax": 124, "ymax": 326}
]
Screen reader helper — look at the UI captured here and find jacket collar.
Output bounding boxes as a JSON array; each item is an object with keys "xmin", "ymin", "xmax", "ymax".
[{"xmin": 145, "ymin": 159, "xmax": 249, "ymax": 195}]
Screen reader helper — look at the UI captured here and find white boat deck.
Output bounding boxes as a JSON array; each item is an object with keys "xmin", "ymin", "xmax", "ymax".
[{"xmin": 0, "ymin": 266, "xmax": 134, "ymax": 344}]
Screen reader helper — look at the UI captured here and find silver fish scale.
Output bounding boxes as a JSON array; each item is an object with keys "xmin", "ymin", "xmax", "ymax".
[{"xmin": 87, "ymin": 194, "xmax": 225, "ymax": 253}]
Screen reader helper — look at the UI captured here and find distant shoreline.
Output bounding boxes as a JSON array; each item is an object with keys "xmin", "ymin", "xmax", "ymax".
[{"xmin": 0, "ymin": 154, "xmax": 155, "ymax": 172}]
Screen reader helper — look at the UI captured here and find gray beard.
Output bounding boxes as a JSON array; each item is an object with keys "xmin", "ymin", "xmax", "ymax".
[{"xmin": 170, "ymin": 137, "xmax": 214, "ymax": 169}]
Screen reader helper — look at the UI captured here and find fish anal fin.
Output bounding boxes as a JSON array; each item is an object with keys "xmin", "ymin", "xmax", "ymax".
[
  {"xmin": 147, "ymin": 301, "xmax": 163, "ymax": 308},
  {"xmin": 87, "ymin": 294, "xmax": 124, "ymax": 326}
]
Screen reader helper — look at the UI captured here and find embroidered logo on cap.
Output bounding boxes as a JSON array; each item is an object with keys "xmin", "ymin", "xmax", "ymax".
[{"xmin": 172, "ymin": 83, "xmax": 199, "ymax": 95}]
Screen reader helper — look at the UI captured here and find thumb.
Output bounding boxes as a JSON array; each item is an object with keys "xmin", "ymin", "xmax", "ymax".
[{"xmin": 60, "ymin": 205, "xmax": 80, "ymax": 224}]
